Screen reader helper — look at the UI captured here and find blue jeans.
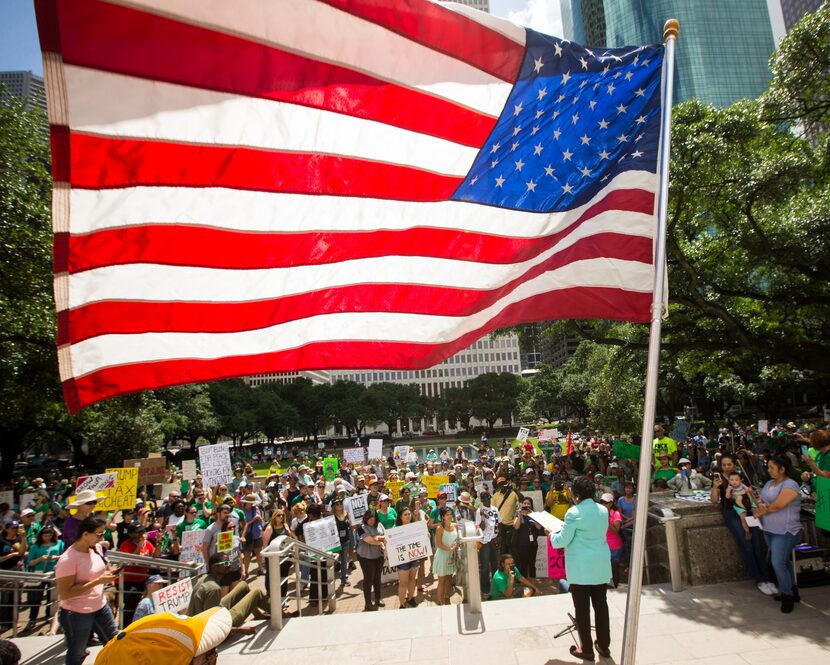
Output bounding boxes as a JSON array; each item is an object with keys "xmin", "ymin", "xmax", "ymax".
[
  {"xmin": 478, "ymin": 540, "xmax": 499, "ymax": 595},
  {"xmin": 58, "ymin": 605, "xmax": 117, "ymax": 665},
  {"xmin": 338, "ymin": 547, "xmax": 349, "ymax": 583},
  {"xmin": 764, "ymin": 530, "xmax": 801, "ymax": 596},
  {"xmin": 722, "ymin": 508, "xmax": 768, "ymax": 584}
]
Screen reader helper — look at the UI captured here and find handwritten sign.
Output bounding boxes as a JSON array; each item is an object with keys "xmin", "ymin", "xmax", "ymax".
[
  {"xmin": 76, "ymin": 473, "xmax": 118, "ymax": 493},
  {"xmin": 816, "ymin": 476, "xmax": 830, "ymax": 532},
  {"xmin": 368, "ymin": 439, "xmax": 383, "ymax": 460},
  {"xmin": 198, "ymin": 443, "xmax": 232, "ymax": 489},
  {"xmin": 385, "ymin": 521, "xmax": 431, "ymax": 567},
  {"xmin": 422, "ymin": 475, "xmax": 450, "ymax": 498},
  {"xmin": 475, "ymin": 480, "xmax": 494, "ymax": 497},
  {"xmin": 123, "ymin": 457, "xmax": 168, "ymax": 485},
  {"xmin": 181, "ymin": 459, "xmax": 197, "ymax": 481},
  {"xmin": 346, "ymin": 493, "xmax": 369, "ymax": 523},
  {"xmin": 343, "ymin": 448, "xmax": 365, "ymax": 464},
  {"xmin": 385, "ymin": 481, "xmax": 404, "ymax": 502},
  {"xmin": 97, "ymin": 467, "xmax": 139, "ymax": 511},
  {"xmin": 547, "ymin": 541, "xmax": 567, "ymax": 578},
  {"xmin": 152, "ymin": 577, "xmax": 193, "ymax": 614},
  {"xmin": 180, "ymin": 529, "xmax": 206, "ymax": 565},
  {"xmin": 516, "ymin": 427, "xmax": 530, "ymax": 442},
  {"xmin": 304, "ymin": 516, "xmax": 340, "ymax": 552},
  {"xmin": 217, "ymin": 531, "xmax": 233, "ymax": 552}
]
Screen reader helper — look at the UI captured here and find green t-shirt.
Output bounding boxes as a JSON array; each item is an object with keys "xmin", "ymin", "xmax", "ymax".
[
  {"xmin": 24, "ymin": 522, "xmax": 42, "ymax": 547},
  {"xmin": 191, "ymin": 500, "xmax": 213, "ymax": 521},
  {"xmin": 176, "ymin": 518, "xmax": 208, "ymax": 541},
  {"xmin": 653, "ymin": 468, "xmax": 677, "ymax": 482},
  {"xmin": 816, "ymin": 449, "xmax": 830, "ymax": 472},
  {"xmin": 491, "ymin": 566, "xmax": 522, "ymax": 599},
  {"xmin": 377, "ymin": 507, "xmax": 397, "ymax": 530},
  {"xmin": 652, "ymin": 436, "xmax": 677, "ymax": 463}
]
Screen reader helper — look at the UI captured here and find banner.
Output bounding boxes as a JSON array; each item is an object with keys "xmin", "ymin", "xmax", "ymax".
[
  {"xmin": 422, "ymin": 475, "xmax": 450, "ymax": 498},
  {"xmin": 98, "ymin": 467, "xmax": 140, "ymax": 511},
  {"xmin": 613, "ymin": 440, "xmax": 641, "ymax": 461},
  {"xmin": 180, "ymin": 529, "xmax": 206, "ymax": 568},
  {"xmin": 181, "ymin": 459, "xmax": 197, "ymax": 481},
  {"xmin": 322, "ymin": 458, "xmax": 339, "ymax": 481},
  {"xmin": 152, "ymin": 577, "xmax": 193, "ymax": 614},
  {"xmin": 816, "ymin": 476, "xmax": 830, "ymax": 532},
  {"xmin": 343, "ymin": 448, "xmax": 365, "ymax": 464},
  {"xmin": 124, "ymin": 456, "xmax": 168, "ymax": 485},
  {"xmin": 516, "ymin": 427, "xmax": 530, "ymax": 442},
  {"xmin": 547, "ymin": 541, "xmax": 567, "ymax": 579},
  {"xmin": 385, "ymin": 481, "xmax": 404, "ymax": 502},
  {"xmin": 368, "ymin": 439, "xmax": 383, "ymax": 460},
  {"xmin": 346, "ymin": 493, "xmax": 369, "ymax": 523},
  {"xmin": 303, "ymin": 516, "xmax": 341, "ymax": 552},
  {"xmin": 198, "ymin": 443, "xmax": 232, "ymax": 488},
  {"xmin": 76, "ymin": 473, "xmax": 118, "ymax": 493},
  {"xmin": 385, "ymin": 521, "xmax": 431, "ymax": 567}
]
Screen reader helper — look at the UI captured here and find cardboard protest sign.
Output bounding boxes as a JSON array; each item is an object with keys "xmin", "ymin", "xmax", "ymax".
[
  {"xmin": 303, "ymin": 516, "xmax": 341, "ymax": 552},
  {"xmin": 474, "ymin": 480, "xmax": 494, "ymax": 496},
  {"xmin": 422, "ymin": 475, "xmax": 450, "ymax": 498},
  {"xmin": 537, "ymin": 429, "xmax": 555, "ymax": 442},
  {"xmin": 124, "ymin": 456, "xmax": 168, "ymax": 485},
  {"xmin": 346, "ymin": 493, "xmax": 369, "ymax": 523},
  {"xmin": 95, "ymin": 468, "xmax": 139, "ymax": 511},
  {"xmin": 151, "ymin": 577, "xmax": 193, "ymax": 614},
  {"xmin": 343, "ymin": 448, "xmax": 365, "ymax": 464},
  {"xmin": 535, "ymin": 534, "xmax": 550, "ymax": 577},
  {"xmin": 159, "ymin": 483, "xmax": 181, "ymax": 500},
  {"xmin": 516, "ymin": 427, "xmax": 530, "ymax": 442},
  {"xmin": 76, "ymin": 473, "xmax": 118, "ymax": 493},
  {"xmin": 368, "ymin": 439, "xmax": 383, "ymax": 460},
  {"xmin": 323, "ymin": 458, "xmax": 339, "ymax": 481},
  {"xmin": 18, "ymin": 493, "xmax": 36, "ymax": 510},
  {"xmin": 198, "ymin": 443, "xmax": 232, "ymax": 488},
  {"xmin": 217, "ymin": 531, "xmax": 233, "ymax": 552},
  {"xmin": 180, "ymin": 529, "xmax": 206, "ymax": 565},
  {"xmin": 181, "ymin": 459, "xmax": 197, "ymax": 481},
  {"xmin": 385, "ymin": 521, "xmax": 431, "ymax": 567},
  {"xmin": 393, "ymin": 445, "xmax": 410, "ymax": 461},
  {"xmin": 547, "ymin": 541, "xmax": 567, "ymax": 578},
  {"xmin": 385, "ymin": 481, "xmax": 404, "ymax": 502}
]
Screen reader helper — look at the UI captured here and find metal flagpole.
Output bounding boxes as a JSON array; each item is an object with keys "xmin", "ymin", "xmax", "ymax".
[{"xmin": 620, "ymin": 19, "xmax": 679, "ymax": 665}]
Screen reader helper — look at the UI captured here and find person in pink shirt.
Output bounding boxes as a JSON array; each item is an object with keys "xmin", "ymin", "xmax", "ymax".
[
  {"xmin": 600, "ymin": 493, "xmax": 624, "ymax": 587},
  {"xmin": 55, "ymin": 516, "xmax": 119, "ymax": 665}
]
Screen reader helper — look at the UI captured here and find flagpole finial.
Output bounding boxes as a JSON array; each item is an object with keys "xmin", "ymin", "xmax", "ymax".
[{"xmin": 663, "ymin": 19, "xmax": 679, "ymax": 42}]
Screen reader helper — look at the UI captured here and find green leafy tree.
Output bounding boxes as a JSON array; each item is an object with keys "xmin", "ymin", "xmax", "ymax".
[
  {"xmin": 517, "ymin": 363, "xmax": 564, "ymax": 422},
  {"xmin": 328, "ymin": 380, "xmax": 378, "ymax": 437},
  {"xmin": 253, "ymin": 383, "xmax": 298, "ymax": 443},
  {"xmin": 281, "ymin": 378, "xmax": 332, "ymax": 441},
  {"xmin": 438, "ymin": 386, "xmax": 474, "ymax": 432},
  {"xmin": 154, "ymin": 384, "xmax": 220, "ymax": 449},
  {"xmin": 468, "ymin": 372, "xmax": 521, "ymax": 431},
  {"xmin": 208, "ymin": 379, "xmax": 259, "ymax": 447},
  {"xmin": 82, "ymin": 393, "xmax": 164, "ymax": 468},
  {"xmin": 367, "ymin": 382, "xmax": 422, "ymax": 435}
]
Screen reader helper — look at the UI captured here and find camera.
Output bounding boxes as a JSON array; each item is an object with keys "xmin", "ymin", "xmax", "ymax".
[{"xmin": 555, "ymin": 482, "xmax": 564, "ymax": 491}]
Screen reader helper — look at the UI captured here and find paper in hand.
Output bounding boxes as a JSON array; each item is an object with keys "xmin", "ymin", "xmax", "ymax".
[{"xmin": 529, "ymin": 511, "xmax": 564, "ymax": 534}]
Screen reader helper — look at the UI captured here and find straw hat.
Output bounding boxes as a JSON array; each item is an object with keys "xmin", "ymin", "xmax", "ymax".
[
  {"xmin": 65, "ymin": 489, "xmax": 103, "ymax": 509},
  {"xmin": 94, "ymin": 606, "xmax": 232, "ymax": 665},
  {"xmin": 457, "ymin": 491, "xmax": 473, "ymax": 507},
  {"xmin": 241, "ymin": 494, "xmax": 261, "ymax": 505}
]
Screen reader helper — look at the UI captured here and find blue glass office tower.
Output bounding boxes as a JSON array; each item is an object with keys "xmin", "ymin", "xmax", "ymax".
[{"xmin": 562, "ymin": 0, "xmax": 778, "ymax": 107}]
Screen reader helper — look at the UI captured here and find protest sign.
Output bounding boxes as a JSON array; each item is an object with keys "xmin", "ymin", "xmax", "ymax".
[
  {"xmin": 386, "ymin": 481, "xmax": 404, "ymax": 502},
  {"xmin": 525, "ymin": 490, "xmax": 544, "ymax": 515},
  {"xmin": 385, "ymin": 521, "xmax": 431, "ymax": 567},
  {"xmin": 346, "ymin": 493, "xmax": 369, "ymax": 523},
  {"xmin": 304, "ymin": 516, "xmax": 341, "ymax": 552},
  {"xmin": 474, "ymin": 480, "xmax": 494, "ymax": 496},
  {"xmin": 368, "ymin": 439, "xmax": 383, "ymax": 460},
  {"xmin": 152, "ymin": 577, "xmax": 193, "ymax": 614},
  {"xmin": 516, "ymin": 427, "xmax": 530, "ymax": 442},
  {"xmin": 76, "ymin": 473, "xmax": 118, "ymax": 493},
  {"xmin": 124, "ymin": 457, "xmax": 168, "ymax": 485},
  {"xmin": 613, "ymin": 440, "xmax": 641, "ymax": 461},
  {"xmin": 343, "ymin": 448, "xmax": 365, "ymax": 464},
  {"xmin": 393, "ymin": 445, "xmax": 410, "ymax": 461},
  {"xmin": 160, "ymin": 483, "xmax": 181, "ymax": 499},
  {"xmin": 0, "ymin": 491, "xmax": 13, "ymax": 507},
  {"xmin": 816, "ymin": 476, "xmax": 830, "ymax": 532},
  {"xmin": 439, "ymin": 483, "xmax": 457, "ymax": 503},
  {"xmin": 198, "ymin": 443, "xmax": 232, "ymax": 488},
  {"xmin": 217, "ymin": 531, "xmax": 233, "ymax": 552},
  {"xmin": 422, "ymin": 475, "xmax": 450, "ymax": 498},
  {"xmin": 547, "ymin": 541, "xmax": 567, "ymax": 578},
  {"xmin": 535, "ymin": 535, "xmax": 550, "ymax": 577},
  {"xmin": 18, "ymin": 493, "xmax": 35, "ymax": 510},
  {"xmin": 323, "ymin": 458, "xmax": 339, "ymax": 481},
  {"xmin": 537, "ymin": 429, "xmax": 554, "ymax": 442},
  {"xmin": 670, "ymin": 419, "xmax": 691, "ymax": 443},
  {"xmin": 758, "ymin": 420, "xmax": 768, "ymax": 434},
  {"xmin": 181, "ymin": 459, "xmax": 197, "ymax": 481},
  {"xmin": 381, "ymin": 561, "xmax": 398, "ymax": 584},
  {"xmin": 97, "ymin": 467, "xmax": 139, "ymax": 511},
  {"xmin": 180, "ymin": 529, "xmax": 206, "ymax": 566}
]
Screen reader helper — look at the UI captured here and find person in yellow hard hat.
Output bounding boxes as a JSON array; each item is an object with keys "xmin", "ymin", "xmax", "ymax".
[{"xmin": 95, "ymin": 606, "xmax": 232, "ymax": 665}]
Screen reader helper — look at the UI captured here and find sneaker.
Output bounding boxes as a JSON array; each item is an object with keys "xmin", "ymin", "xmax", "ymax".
[{"xmin": 757, "ymin": 582, "xmax": 775, "ymax": 596}]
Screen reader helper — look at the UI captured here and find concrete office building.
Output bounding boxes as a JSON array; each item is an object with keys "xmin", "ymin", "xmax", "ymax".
[
  {"xmin": 778, "ymin": 0, "xmax": 825, "ymax": 31},
  {"xmin": 0, "ymin": 71, "xmax": 47, "ymax": 112}
]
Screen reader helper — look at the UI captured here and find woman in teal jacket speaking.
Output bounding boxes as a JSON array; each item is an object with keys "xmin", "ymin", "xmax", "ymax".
[{"xmin": 549, "ymin": 476, "xmax": 612, "ymax": 661}]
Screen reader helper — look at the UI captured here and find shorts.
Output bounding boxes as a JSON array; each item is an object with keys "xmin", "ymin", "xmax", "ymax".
[
  {"xmin": 219, "ymin": 568, "xmax": 242, "ymax": 587},
  {"xmin": 395, "ymin": 560, "xmax": 419, "ymax": 572},
  {"xmin": 242, "ymin": 537, "xmax": 263, "ymax": 553}
]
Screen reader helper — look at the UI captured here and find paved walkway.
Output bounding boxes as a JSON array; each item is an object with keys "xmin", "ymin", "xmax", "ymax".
[{"xmin": 15, "ymin": 581, "xmax": 830, "ymax": 664}]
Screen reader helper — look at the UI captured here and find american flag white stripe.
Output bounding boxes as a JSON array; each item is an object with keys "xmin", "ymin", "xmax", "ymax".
[
  {"xmin": 64, "ymin": 66, "xmax": 480, "ymax": 178},
  {"xmin": 67, "ymin": 258, "xmax": 653, "ymax": 378}
]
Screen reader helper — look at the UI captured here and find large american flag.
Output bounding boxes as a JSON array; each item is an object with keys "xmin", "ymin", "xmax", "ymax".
[{"xmin": 35, "ymin": 0, "xmax": 665, "ymax": 413}]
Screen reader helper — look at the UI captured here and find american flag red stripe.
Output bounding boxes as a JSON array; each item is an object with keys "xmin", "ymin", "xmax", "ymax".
[{"xmin": 35, "ymin": 0, "xmax": 662, "ymax": 413}]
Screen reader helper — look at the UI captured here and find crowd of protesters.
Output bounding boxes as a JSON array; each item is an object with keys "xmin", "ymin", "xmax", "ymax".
[{"xmin": 0, "ymin": 419, "xmax": 826, "ymax": 663}]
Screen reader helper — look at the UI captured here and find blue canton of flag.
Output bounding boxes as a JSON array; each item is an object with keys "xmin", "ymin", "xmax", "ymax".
[{"xmin": 452, "ymin": 30, "xmax": 664, "ymax": 212}]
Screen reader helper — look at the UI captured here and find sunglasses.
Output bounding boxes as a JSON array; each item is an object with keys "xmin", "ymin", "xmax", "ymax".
[{"xmin": 85, "ymin": 501, "xmax": 98, "ymax": 506}]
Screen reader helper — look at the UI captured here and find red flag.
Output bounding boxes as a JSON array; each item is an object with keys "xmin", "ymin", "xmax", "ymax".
[
  {"xmin": 566, "ymin": 432, "xmax": 574, "ymax": 456},
  {"xmin": 35, "ymin": 0, "xmax": 664, "ymax": 412}
]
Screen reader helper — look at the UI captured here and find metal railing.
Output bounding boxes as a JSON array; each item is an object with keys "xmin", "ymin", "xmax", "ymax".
[
  {"xmin": 456, "ymin": 520, "xmax": 485, "ymax": 614},
  {"xmin": 0, "ymin": 569, "xmax": 57, "ymax": 638},
  {"xmin": 107, "ymin": 552, "xmax": 203, "ymax": 628},
  {"xmin": 262, "ymin": 535, "xmax": 338, "ymax": 630}
]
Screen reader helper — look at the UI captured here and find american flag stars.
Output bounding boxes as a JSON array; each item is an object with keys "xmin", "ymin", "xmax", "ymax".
[{"xmin": 453, "ymin": 30, "xmax": 663, "ymax": 212}]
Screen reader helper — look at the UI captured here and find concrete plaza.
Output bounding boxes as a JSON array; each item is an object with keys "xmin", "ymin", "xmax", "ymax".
[{"xmin": 15, "ymin": 580, "xmax": 830, "ymax": 665}]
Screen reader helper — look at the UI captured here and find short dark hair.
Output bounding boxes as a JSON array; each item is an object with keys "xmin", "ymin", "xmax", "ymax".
[
  {"xmin": 307, "ymin": 503, "xmax": 322, "ymax": 518},
  {"xmin": 362, "ymin": 509, "xmax": 378, "ymax": 525},
  {"xmin": 77, "ymin": 516, "xmax": 106, "ymax": 537},
  {"xmin": 571, "ymin": 476, "xmax": 595, "ymax": 502},
  {"xmin": 36, "ymin": 525, "xmax": 58, "ymax": 546},
  {"xmin": 769, "ymin": 454, "xmax": 792, "ymax": 476},
  {"xmin": 499, "ymin": 553, "xmax": 514, "ymax": 569},
  {"xmin": 0, "ymin": 638, "xmax": 21, "ymax": 665}
]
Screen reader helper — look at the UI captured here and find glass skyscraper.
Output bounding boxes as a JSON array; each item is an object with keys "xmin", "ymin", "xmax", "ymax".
[
  {"xmin": 560, "ymin": 0, "xmax": 608, "ymax": 47},
  {"xmin": 563, "ymin": 0, "xmax": 778, "ymax": 107},
  {"xmin": 779, "ymin": 0, "xmax": 824, "ymax": 31}
]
